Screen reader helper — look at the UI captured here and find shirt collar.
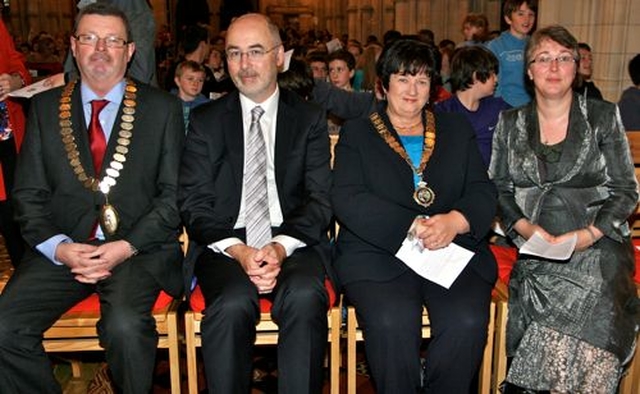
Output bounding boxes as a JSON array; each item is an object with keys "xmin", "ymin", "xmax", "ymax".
[
  {"xmin": 81, "ymin": 80, "xmax": 126, "ymax": 106},
  {"xmin": 239, "ymin": 86, "xmax": 280, "ymax": 120}
]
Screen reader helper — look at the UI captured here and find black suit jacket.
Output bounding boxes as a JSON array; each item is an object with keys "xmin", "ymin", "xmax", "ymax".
[
  {"xmin": 13, "ymin": 80, "xmax": 185, "ymax": 296},
  {"xmin": 178, "ymin": 88, "xmax": 333, "ymax": 294},
  {"xmin": 331, "ymin": 105, "xmax": 498, "ymax": 287}
]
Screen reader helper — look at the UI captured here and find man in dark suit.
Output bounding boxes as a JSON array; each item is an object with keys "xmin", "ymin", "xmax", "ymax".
[
  {"xmin": 0, "ymin": 3, "xmax": 184, "ymax": 393},
  {"xmin": 178, "ymin": 13, "xmax": 332, "ymax": 394}
]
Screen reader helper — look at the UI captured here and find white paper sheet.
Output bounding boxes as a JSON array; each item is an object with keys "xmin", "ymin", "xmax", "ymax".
[
  {"xmin": 519, "ymin": 231, "xmax": 576, "ymax": 260},
  {"xmin": 395, "ymin": 238, "xmax": 475, "ymax": 289},
  {"xmin": 9, "ymin": 78, "xmax": 57, "ymax": 99}
]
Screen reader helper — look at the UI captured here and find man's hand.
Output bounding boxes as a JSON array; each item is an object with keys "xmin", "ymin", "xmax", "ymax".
[
  {"xmin": 226, "ymin": 242, "xmax": 285, "ymax": 294},
  {"xmin": 56, "ymin": 240, "xmax": 136, "ymax": 284}
]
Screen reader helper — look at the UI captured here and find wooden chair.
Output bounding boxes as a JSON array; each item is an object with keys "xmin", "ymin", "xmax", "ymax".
[
  {"xmin": 184, "ymin": 281, "xmax": 342, "ymax": 394},
  {"xmin": 345, "ymin": 294, "xmax": 498, "ymax": 394},
  {"xmin": 42, "ymin": 290, "xmax": 181, "ymax": 393},
  {"xmin": 490, "ymin": 243, "xmax": 640, "ymax": 394}
]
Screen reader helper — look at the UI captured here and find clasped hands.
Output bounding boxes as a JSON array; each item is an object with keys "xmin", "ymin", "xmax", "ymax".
[
  {"xmin": 408, "ymin": 210, "xmax": 470, "ymax": 251},
  {"xmin": 514, "ymin": 219, "xmax": 602, "ymax": 252},
  {"xmin": 55, "ymin": 240, "xmax": 137, "ymax": 284},
  {"xmin": 226, "ymin": 242, "xmax": 287, "ymax": 294}
]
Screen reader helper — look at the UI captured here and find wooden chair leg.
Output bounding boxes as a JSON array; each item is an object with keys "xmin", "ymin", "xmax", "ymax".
[
  {"xmin": 493, "ymin": 297, "xmax": 508, "ymax": 393},
  {"xmin": 479, "ymin": 300, "xmax": 496, "ymax": 394},
  {"xmin": 167, "ymin": 307, "xmax": 181, "ymax": 394},
  {"xmin": 346, "ymin": 305, "xmax": 358, "ymax": 394},
  {"xmin": 329, "ymin": 306, "xmax": 341, "ymax": 394},
  {"xmin": 185, "ymin": 310, "xmax": 199, "ymax": 394}
]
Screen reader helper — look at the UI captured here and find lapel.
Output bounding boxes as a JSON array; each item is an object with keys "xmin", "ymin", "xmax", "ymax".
[
  {"xmin": 224, "ymin": 92, "xmax": 245, "ymax": 199},
  {"xmin": 521, "ymin": 95, "xmax": 591, "ymax": 186}
]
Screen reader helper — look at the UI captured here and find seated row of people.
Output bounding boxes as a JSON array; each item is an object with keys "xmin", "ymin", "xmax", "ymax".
[{"xmin": 0, "ymin": 4, "xmax": 638, "ymax": 394}]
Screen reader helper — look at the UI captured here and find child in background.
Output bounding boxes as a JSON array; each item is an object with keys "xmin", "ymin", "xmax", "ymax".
[
  {"xmin": 306, "ymin": 51, "xmax": 329, "ymax": 80},
  {"xmin": 435, "ymin": 46, "xmax": 511, "ymax": 167},
  {"xmin": 486, "ymin": 0, "xmax": 537, "ymax": 107},
  {"xmin": 174, "ymin": 60, "xmax": 209, "ymax": 130},
  {"xmin": 328, "ymin": 49, "xmax": 356, "ymax": 91},
  {"xmin": 459, "ymin": 13, "xmax": 490, "ymax": 46}
]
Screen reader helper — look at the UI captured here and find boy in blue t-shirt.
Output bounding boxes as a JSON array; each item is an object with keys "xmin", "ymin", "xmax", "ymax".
[
  {"xmin": 173, "ymin": 60, "xmax": 210, "ymax": 131},
  {"xmin": 486, "ymin": 0, "xmax": 537, "ymax": 107}
]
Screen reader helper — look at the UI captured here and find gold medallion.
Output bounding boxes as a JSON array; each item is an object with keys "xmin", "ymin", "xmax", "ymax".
[
  {"xmin": 100, "ymin": 204, "xmax": 119, "ymax": 235},
  {"xmin": 58, "ymin": 79, "xmax": 137, "ymax": 239},
  {"xmin": 413, "ymin": 182, "xmax": 436, "ymax": 208}
]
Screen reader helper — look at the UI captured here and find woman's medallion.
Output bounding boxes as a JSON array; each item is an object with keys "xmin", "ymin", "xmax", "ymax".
[{"xmin": 413, "ymin": 181, "xmax": 435, "ymax": 208}]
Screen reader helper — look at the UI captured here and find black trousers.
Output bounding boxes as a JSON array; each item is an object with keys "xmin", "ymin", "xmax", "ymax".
[
  {"xmin": 345, "ymin": 266, "xmax": 493, "ymax": 394},
  {"xmin": 195, "ymin": 246, "xmax": 329, "ymax": 394},
  {"xmin": 0, "ymin": 252, "xmax": 161, "ymax": 394}
]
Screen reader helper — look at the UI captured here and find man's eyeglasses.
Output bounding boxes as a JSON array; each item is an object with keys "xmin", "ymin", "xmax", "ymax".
[
  {"xmin": 74, "ymin": 34, "xmax": 129, "ymax": 49},
  {"xmin": 225, "ymin": 44, "xmax": 281, "ymax": 63},
  {"xmin": 529, "ymin": 53, "xmax": 576, "ymax": 67}
]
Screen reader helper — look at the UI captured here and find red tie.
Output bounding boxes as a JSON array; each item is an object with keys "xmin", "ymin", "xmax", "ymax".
[{"xmin": 89, "ymin": 99, "xmax": 109, "ymax": 175}]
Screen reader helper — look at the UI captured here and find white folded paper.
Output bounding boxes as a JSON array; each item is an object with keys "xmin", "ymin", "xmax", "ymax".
[
  {"xmin": 519, "ymin": 231, "xmax": 576, "ymax": 260},
  {"xmin": 9, "ymin": 78, "xmax": 56, "ymax": 99},
  {"xmin": 395, "ymin": 238, "xmax": 475, "ymax": 289}
]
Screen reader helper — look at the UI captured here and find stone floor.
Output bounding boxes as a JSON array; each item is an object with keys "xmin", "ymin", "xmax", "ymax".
[{"xmin": 0, "ymin": 237, "xmax": 375, "ymax": 393}]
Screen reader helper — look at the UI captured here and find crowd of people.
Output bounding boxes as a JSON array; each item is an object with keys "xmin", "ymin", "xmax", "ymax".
[{"xmin": 0, "ymin": 0, "xmax": 639, "ymax": 393}]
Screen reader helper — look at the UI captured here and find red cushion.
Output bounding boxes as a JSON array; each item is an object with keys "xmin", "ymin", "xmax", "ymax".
[
  {"xmin": 631, "ymin": 239, "xmax": 640, "ymax": 284},
  {"xmin": 490, "ymin": 242, "xmax": 640, "ymax": 285},
  {"xmin": 189, "ymin": 278, "xmax": 337, "ymax": 313},
  {"xmin": 490, "ymin": 244, "xmax": 517, "ymax": 285},
  {"xmin": 66, "ymin": 290, "xmax": 173, "ymax": 313}
]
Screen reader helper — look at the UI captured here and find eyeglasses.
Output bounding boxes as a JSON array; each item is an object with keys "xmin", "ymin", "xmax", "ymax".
[
  {"xmin": 74, "ymin": 34, "xmax": 129, "ymax": 49},
  {"xmin": 225, "ymin": 44, "xmax": 281, "ymax": 63},
  {"xmin": 529, "ymin": 53, "xmax": 576, "ymax": 67}
]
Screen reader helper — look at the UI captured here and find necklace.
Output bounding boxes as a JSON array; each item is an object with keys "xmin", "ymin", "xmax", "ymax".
[
  {"xmin": 389, "ymin": 118, "xmax": 422, "ymax": 134},
  {"xmin": 58, "ymin": 79, "xmax": 138, "ymax": 235},
  {"xmin": 370, "ymin": 109, "xmax": 437, "ymax": 208}
]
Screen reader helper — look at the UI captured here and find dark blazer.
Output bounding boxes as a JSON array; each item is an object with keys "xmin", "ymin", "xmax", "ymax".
[
  {"xmin": 332, "ymin": 104, "xmax": 498, "ymax": 286},
  {"xmin": 178, "ymin": 88, "xmax": 333, "ymax": 293},
  {"xmin": 13, "ymin": 80, "xmax": 185, "ymax": 296}
]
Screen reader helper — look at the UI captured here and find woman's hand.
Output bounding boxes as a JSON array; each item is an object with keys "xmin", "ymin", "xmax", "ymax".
[
  {"xmin": 513, "ymin": 218, "xmax": 554, "ymax": 242},
  {"xmin": 555, "ymin": 226, "xmax": 602, "ymax": 252},
  {"xmin": 414, "ymin": 210, "xmax": 470, "ymax": 250}
]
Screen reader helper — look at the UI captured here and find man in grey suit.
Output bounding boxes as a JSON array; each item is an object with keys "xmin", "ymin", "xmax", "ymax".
[
  {"xmin": 0, "ymin": 3, "xmax": 184, "ymax": 393},
  {"xmin": 178, "ymin": 13, "xmax": 333, "ymax": 394}
]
